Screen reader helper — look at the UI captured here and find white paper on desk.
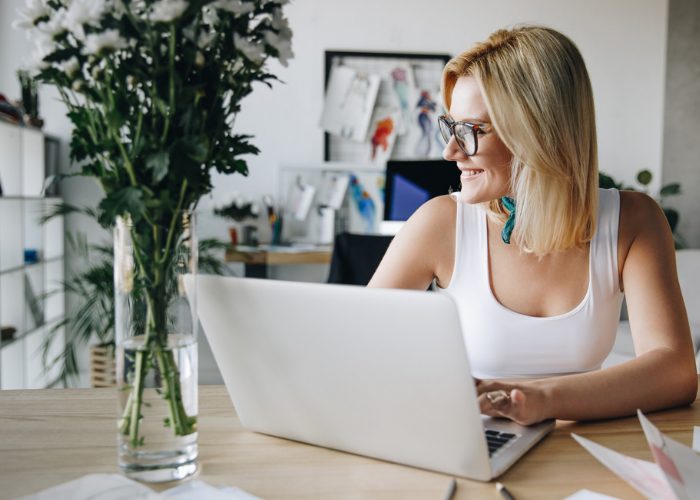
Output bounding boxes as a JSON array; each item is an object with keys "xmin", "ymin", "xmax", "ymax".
[
  {"xmin": 18, "ymin": 473, "xmax": 159, "ymax": 500},
  {"xmin": 571, "ymin": 434, "xmax": 675, "ymax": 499},
  {"xmin": 638, "ymin": 409, "xmax": 700, "ymax": 500},
  {"xmin": 161, "ymin": 480, "xmax": 260, "ymax": 499},
  {"xmin": 19, "ymin": 474, "xmax": 260, "ymax": 500},
  {"xmin": 563, "ymin": 489, "xmax": 621, "ymax": 500}
]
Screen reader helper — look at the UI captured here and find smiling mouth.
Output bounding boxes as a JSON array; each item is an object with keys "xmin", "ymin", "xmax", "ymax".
[{"xmin": 461, "ymin": 169, "xmax": 484, "ymax": 177}]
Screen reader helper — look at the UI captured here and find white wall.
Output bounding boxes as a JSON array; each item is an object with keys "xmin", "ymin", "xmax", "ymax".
[{"xmin": 663, "ymin": 0, "xmax": 700, "ymax": 247}]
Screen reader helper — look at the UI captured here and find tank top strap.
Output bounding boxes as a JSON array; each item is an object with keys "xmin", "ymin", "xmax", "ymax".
[
  {"xmin": 450, "ymin": 195, "xmax": 488, "ymax": 292},
  {"xmin": 591, "ymin": 188, "xmax": 621, "ymax": 296}
]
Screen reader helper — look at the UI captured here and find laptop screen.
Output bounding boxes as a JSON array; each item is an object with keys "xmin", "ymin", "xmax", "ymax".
[{"xmin": 383, "ymin": 160, "xmax": 461, "ymax": 221}]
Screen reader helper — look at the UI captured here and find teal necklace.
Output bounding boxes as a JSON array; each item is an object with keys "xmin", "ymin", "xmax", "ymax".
[{"xmin": 501, "ymin": 196, "xmax": 516, "ymax": 244}]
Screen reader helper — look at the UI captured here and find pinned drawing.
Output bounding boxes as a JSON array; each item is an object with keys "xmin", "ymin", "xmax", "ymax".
[
  {"xmin": 367, "ymin": 107, "xmax": 400, "ymax": 165},
  {"xmin": 389, "ymin": 65, "xmax": 416, "ymax": 134},
  {"xmin": 320, "ymin": 65, "xmax": 380, "ymax": 143},
  {"xmin": 414, "ymin": 90, "xmax": 438, "ymax": 157},
  {"xmin": 324, "ymin": 51, "xmax": 450, "ymax": 162}
]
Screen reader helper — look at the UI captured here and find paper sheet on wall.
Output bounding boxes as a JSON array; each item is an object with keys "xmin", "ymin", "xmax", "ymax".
[{"xmin": 572, "ymin": 410, "xmax": 700, "ymax": 500}]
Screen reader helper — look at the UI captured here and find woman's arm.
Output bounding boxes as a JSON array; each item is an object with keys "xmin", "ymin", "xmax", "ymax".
[
  {"xmin": 368, "ymin": 195, "xmax": 456, "ymax": 290},
  {"xmin": 478, "ymin": 192, "xmax": 698, "ymax": 424}
]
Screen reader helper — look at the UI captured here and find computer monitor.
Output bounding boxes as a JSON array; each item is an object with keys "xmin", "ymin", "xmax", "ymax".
[{"xmin": 383, "ymin": 160, "xmax": 461, "ymax": 222}]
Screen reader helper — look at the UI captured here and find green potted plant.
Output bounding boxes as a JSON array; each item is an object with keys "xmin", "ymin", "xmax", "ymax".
[{"xmin": 214, "ymin": 194, "xmax": 260, "ymax": 245}]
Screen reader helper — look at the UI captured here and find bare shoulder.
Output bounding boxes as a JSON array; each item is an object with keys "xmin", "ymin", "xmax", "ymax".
[
  {"xmin": 618, "ymin": 190, "xmax": 671, "ymax": 245},
  {"xmin": 411, "ymin": 194, "xmax": 458, "ymax": 228},
  {"xmin": 367, "ymin": 194, "xmax": 457, "ymax": 289},
  {"xmin": 618, "ymin": 190, "xmax": 675, "ymax": 288}
]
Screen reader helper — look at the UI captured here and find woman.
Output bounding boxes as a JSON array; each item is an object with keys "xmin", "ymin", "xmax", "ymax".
[{"xmin": 368, "ymin": 26, "xmax": 697, "ymax": 425}]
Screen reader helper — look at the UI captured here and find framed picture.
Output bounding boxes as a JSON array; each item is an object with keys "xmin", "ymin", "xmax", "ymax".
[{"xmin": 323, "ymin": 50, "xmax": 451, "ymax": 163}]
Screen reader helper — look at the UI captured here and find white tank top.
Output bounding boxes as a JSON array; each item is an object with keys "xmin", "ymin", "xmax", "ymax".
[{"xmin": 439, "ymin": 188, "xmax": 624, "ymax": 379}]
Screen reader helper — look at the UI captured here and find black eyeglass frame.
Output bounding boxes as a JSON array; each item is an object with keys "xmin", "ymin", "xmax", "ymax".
[{"xmin": 437, "ymin": 114, "xmax": 490, "ymax": 156}]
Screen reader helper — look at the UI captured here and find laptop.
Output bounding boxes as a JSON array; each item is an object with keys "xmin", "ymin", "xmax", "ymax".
[{"xmin": 189, "ymin": 275, "xmax": 554, "ymax": 481}]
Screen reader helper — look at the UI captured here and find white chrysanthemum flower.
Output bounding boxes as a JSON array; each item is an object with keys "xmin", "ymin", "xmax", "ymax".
[
  {"xmin": 31, "ymin": 31, "xmax": 56, "ymax": 60},
  {"xmin": 211, "ymin": 0, "xmax": 255, "ymax": 15},
  {"xmin": 234, "ymin": 196, "xmax": 245, "ymax": 209},
  {"xmin": 113, "ymin": 0, "xmax": 127, "ymax": 19},
  {"xmin": 264, "ymin": 30, "xmax": 293, "ymax": 67},
  {"xmin": 149, "ymin": 0, "xmax": 188, "ymax": 23},
  {"xmin": 26, "ymin": 38, "xmax": 52, "ymax": 73},
  {"xmin": 269, "ymin": 7, "xmax": 289, "ymax": 32},
  {"xmin": 201, "ymin": 6, "xmax": 219, "ymax": 25},
  {"xmin": 64, "ymin": 0, "xmax": 110, "ymax": 41},
  {"xmin": 197, "ymin": 31, "xmax": 215, "ymax": 49},
  {"xmin": 57, "ymin": 56, "xmax": 80, "ymax": 77},
  {"xmin": 37, "ymin": 7, "xmax": 67, "ymax": 38},
  {"xmin": 14, "ymin": 0, "xmax": 50, "ymax": 30},
  {"xmin": 234, "ymin": 33, "xmax": 265, "ymax": 65},
  {"xmin": 250, "ymin": 203, "xmax": 260, "ymax": 216},
  {"xmin": 83, "ymin": 29, "xmax": 128, "ymax": 55}
]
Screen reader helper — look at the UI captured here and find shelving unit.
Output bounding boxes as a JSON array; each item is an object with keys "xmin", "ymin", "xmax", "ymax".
[{"xmin": 0, "ymin": 120, "xmax": 65, "ymax": 389}]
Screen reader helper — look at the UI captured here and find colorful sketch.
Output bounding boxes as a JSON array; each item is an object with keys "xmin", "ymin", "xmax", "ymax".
[
  {"xmin": 415, "ymin": 90, "xmax": 437, "ymax": 157},
  {"xmin": 365, "ymin": 107, "xmax": 400, "ymax": 165},
  {"xmin": 372, "ymin": 118, "xmax": 394, "ymax": 158},
  {"xmin": 349, "ymin": 174, "xmax": 376, "ymax": 233},
  {"xmin": 389, "ymin": 65, "xmax": 416, "ymax": 134}
]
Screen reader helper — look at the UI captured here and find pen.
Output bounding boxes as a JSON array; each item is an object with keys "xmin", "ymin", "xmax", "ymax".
[
  {"xmin": 443, "ymin": 478, "xmax": 457, "ymax": 500},
  {"xmin": 496, "ymin": 482, "xmax": 516, "ymax": 500}
]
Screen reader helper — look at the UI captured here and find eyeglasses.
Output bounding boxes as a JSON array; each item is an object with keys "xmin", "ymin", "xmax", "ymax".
[{"xmin": 437, "ymin": 115, "xmax": 490, "ymax": 156}]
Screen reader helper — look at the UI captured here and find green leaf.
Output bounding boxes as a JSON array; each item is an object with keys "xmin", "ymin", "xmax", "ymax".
[
  {"xmin": 598, "ymin": 172, "xmax": 621, "ymax": 190},
  {"xmin": 146, "ymin": 151, "xmax": 170, "ymax": 183},
  {"xmin": 636, "ymin": 169, "xmax": 653, "ymax": 186},
  {"xmin": 660, "ymin": 183, "xmax": 681, "ymax": 196},
  {"xmin": 97, "ymin": 187, "xmax": 146, "ymax": 226},
  {"xmin": 663, "ymin": 208, "xmax": 679, "ymax": 232}
]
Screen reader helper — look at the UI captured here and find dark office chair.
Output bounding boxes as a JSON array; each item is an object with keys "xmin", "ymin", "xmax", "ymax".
[{"xmin": 327, "ymin": 232, "xmax": 394, "ymax": 286}]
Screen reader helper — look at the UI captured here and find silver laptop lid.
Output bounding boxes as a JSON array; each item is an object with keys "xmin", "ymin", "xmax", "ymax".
[{"xmin": 191, "ymin": 275, "xmax": 492, "ymax": 480}]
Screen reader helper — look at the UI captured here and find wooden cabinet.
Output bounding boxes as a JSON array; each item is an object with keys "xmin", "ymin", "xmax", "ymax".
[{"xmin": 0, "ymin": 121, "xmax": 65, "ymax": 389}]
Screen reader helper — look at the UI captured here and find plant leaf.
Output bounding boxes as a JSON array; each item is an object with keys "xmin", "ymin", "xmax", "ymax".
[
  {"xmin": 146, "ymin": 151, "xmax": 170, "ymax": 183},
  {"xmin": 636, "ymin": 169, "xmax": 653, "ymax": 186},
  {"xmin": 660, "ymin": 183, "xmax": 681, "ymax": 196},
  {"xmin": 98, "ymin": 187, "xmax": 146, "ymax": 226}
]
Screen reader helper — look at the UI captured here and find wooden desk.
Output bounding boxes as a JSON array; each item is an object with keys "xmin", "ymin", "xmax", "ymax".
[
  {"xmin": 225, "ymin": 246, "xmax": 332, "ymax": 278},
  {"xmin": 1, "ymin": 385, "xmax": 698, "ymax": 499}
]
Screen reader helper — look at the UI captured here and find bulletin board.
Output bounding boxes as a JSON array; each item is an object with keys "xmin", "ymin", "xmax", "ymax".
[
  {"xmin": 277, "ymin": 163, "xmax": 385, "ymax": 243},
  {"xmin": 323, "ymin": 50, "xmax": 451, "ymax": 163}
]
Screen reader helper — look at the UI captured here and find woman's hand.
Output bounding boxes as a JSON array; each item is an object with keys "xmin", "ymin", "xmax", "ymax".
[{"xmin": 475, "ymin": 378, "xmax": 552, "ymax": 426}]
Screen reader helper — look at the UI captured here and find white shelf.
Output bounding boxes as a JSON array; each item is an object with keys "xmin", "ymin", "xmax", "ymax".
[
  {"xmin": 22, "ymin": 128, "xmax": 45, "ymax": 197},
  {"xmin": 0, "ymin": 122, "xmax": 65, "ymax": 389},
  {"xmin": 0, "ymin": 122, "xmax": 22, "ymax": 196}
]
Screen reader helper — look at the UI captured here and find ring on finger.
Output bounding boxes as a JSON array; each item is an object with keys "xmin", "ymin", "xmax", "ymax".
[{"xmin": 486, "ymin": 390, "xmax": 510, "ymax": 404}]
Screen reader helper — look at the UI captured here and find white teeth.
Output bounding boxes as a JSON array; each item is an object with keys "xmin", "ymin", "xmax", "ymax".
[{"xmin": 463, "ymin": 170, "xmax": 484, "ymax": 177}]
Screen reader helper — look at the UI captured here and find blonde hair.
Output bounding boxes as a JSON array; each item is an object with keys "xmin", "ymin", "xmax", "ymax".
[{"xmin": 442, "ymin": 26, "xmax": 598, "ymax": 256}]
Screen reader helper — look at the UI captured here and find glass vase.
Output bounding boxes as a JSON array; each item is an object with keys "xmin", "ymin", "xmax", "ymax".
[{"xmin": 114, "ymin": 211, "xmax": 198, "ymax": 482}]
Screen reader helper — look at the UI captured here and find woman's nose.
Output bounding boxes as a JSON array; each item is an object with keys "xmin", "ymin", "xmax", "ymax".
[{"xmin": 442, "ymin": 135, "xmax": 466, "ymax": 162}]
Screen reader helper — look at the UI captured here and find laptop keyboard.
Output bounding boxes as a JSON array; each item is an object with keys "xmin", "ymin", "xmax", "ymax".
[{"xmin": 485, "ymin": 429, "xmax": 518, "ymax": 456}]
